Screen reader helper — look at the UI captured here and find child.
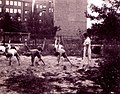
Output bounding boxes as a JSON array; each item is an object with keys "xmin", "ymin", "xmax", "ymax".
[
  {"xmin": 53, "ymin": 37, "xmax": 73, "ymax": 66},
  {"xmin": 82, "ymin": 33, "xmax": 91, "ymax": 69}
]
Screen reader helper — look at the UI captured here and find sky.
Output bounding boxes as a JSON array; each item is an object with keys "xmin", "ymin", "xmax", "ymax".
[{"xmin": 87, "ymin": 0, "xmax": 105, "ymax": 28}]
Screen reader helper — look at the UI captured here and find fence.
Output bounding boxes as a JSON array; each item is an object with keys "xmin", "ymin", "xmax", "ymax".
[
  {"xmin": 0, "ymin": 35, "xmax": 103, "ymax": 57},
  {"xmin": 26, "ymin": 36, "xmax": 103, "ymax": 57},
  {"xmin": 25, "ymin": 36, "xmax": 83, "ymax": 56},
  {"xmin": 1, "ymin": 32, "xmax": 30, "ymax": 43}
]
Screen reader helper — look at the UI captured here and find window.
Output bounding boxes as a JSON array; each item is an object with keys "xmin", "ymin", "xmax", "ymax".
[
  {"xmin": 6, "ymin": 0, "xmax": 9, "ymax": 5},
  {"xmin": 40, "ymin": 5, "xmax": 42, "ymax": 9},
  {"xmin": 10, "ymin": 8, "xmax": 13, "ymax": 13},
  {"xmin": 39, "ymin": 20, "xmax": 41, "ymax": 23},
  {"xmin": 18, "ymin": 17, "xmax": 21, "ymax": 21},
  {"xmin": 25, "ymin": 18, "xmax": 27, "ymax": 21},
  {"xmin": 0, "ymin": 0, "xmax": 2, "ymax": 4},
  {"xmin": 25, "ymin": 3, "xmax": 27, "ymax": 6},
  {"xmin": 18, "ymin": 9, "xmax": 21, "ymax": 13},
  {"xmin": 18, "ymin": 1, "xmax": 21, "ymax": 6},
  {"xmin": 10, "ymin": 17, "xmax": 13, "ymax": 19},
  {"xmin": 10, "ymin": 1, "xmax": 13, "ymax": 5},
  {"xmin": 14, "ymin": 1, "xmax": 17, "ymax": 6},
  {"xmin": 14, "ymin": 9, "xmax": 17, "ymax": 13},
  {"xmin": 25, "ymin": 11, "xmax": 28, "ymax": 14},
  {"xmin": 6, "ymin": 8, "xmax": 9, "ymax": 12},
  {"xmin": 43, "ymin": 5, "xmax": 46, "ymax": 8},
  {"xmin": 36, "ymin": 4, "xmax": 38, "ymax": 8},
  {"xmin": 0, "ymin": 8, "xmax": 1, "ymax": 12},
  {"xmin": 39, "ymin": 12, "xmax": 42, "ymax": 16},
  {"xmin": 51, "ymin": 8, "xmax": 54, "ymax": 12},
  {"xmin": 49, "ymin": 8, "xmax": 52, "ymax": 12}
]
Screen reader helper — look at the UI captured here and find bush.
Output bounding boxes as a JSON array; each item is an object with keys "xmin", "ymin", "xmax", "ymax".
[{"xmin": 97, "ymin": 44, "xmax": 120, "ymax": 93}]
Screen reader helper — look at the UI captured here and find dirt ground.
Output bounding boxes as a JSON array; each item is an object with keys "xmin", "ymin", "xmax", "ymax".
[{"xmin": 0, "ymin": 55, "xmax": 102, "ymax": 94}]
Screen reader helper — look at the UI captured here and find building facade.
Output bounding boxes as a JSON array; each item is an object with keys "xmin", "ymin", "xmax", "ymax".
[
  {"xmin": 0, "ymin": 0, "xmax": 54, "ymax": 22},
  {"xmin": 54, "ymin": 0, "xmax": 87, "ymax": 37},
  {"xmin": 0, "ymin": 0, "xmax": 54, "ymax": 41},
  {"xmin": 0, "ymin": 0, "xmax": 87, "ymax": 37}
]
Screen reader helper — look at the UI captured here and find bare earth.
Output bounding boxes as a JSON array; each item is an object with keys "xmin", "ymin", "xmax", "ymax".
[{"xmin": 0, "ymin": 55, "xmax": 101, "ymax": 94}]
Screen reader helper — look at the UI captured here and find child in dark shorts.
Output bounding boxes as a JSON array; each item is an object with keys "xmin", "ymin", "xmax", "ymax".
[{"xmin": 53, "ymin": 37, "xmax": 73, "ymax": 66}]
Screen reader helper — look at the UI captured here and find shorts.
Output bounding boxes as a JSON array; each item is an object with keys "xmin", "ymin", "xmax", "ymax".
[{"xmin": 54, "ymin": 52, "xmax": 67, "ymax": 58}]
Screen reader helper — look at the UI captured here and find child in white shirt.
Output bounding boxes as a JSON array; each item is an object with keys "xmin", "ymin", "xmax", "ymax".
[
  {"xmin": 54, "ymin": 37, "xmax": 73, "ymax": 66},
  {"xmin": 82, "ymin": 33, "xmax": 92, "ymax": 69}
]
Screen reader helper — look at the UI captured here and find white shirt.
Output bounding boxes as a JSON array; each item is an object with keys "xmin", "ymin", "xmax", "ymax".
[
  {"xmin": 83, "ymin": 37, "xmax": 91, "ymax": 46},
  {"xmin": 7, "ymin": 49, "xmax": 17, "ymax": 56},
  {"xmin": 0, "ymin": 46, "xmax": 5, "ymax": 52},
  {"xmin": 55, "ymin": 44, "xmax": 65, "ymax": 54}
]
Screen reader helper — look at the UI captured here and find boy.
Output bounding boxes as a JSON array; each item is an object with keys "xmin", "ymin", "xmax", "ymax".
[{"xmin": 54, "ymin": 37, "xmax": 73, "ymax": 66}]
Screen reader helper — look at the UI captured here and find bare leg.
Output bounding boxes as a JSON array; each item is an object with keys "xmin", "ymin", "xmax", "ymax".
[
  {"xmin": 37, "ymin": 53, "xmax": 45, "ymax": 65},
  {"xmin": 83, "ymin": 46, "xmax": 86, "ymax": 60},
  {"xmin": 9, "ymin": 57, "xmax": 11, "ymax": 66},
  {"xmin": 65, "ymin": 56, "xmax": 73, "ymax": 66},
  {"xmin": 57, "ymin": 54, "xmax": 61, "ymax": 65},
  {"xmin": 64, "ymin": 53, "xmax": 73, "ymax": 66},
  {"xmin": 31, "ymin": 55, "xmax": 35, "ymax": 66},
  {"xmin": 39, "ymin": 58, "xmax": 45, "ymax": 65},
  {"xmin": 16, "ymin": 53, "xmax": 20, "ymax": 66}
]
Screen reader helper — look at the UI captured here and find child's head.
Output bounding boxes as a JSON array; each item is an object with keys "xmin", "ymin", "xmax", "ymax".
[{"xmin": 83, "ymin": 33, "xmax": 88, "ymax": 38}]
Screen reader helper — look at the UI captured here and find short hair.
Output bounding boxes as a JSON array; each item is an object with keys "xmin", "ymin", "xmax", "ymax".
[{"xmin": 83, "ymin": 33, "xmax": 88, "ymax": 37}]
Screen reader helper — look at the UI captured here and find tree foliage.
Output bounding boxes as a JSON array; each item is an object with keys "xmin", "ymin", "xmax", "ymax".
[
  {"xmin": 87, "ymin": 0, "xmax": 120, "ymax": 41},
  {"xmin": 26, "ymin": 9, "xmax": 58, "ymax": 39},
  {"xmin": 87, "ymin": 1, "xmax": 120, "ymax": 93},
  {"xmin": 0, "ymin": 12, "xmax": 25, "ymax": 32}
]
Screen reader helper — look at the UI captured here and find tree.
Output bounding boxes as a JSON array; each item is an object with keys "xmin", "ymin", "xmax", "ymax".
[
  {"xmin": 87, "ymin": 0, "xmax": 120, "ymax": 41},
  {"xmin": 2, "ymin": 12, "xmax": 13, "ymax": 32},
  {"xmin": 1, "ymin": 12, "xmax": 25, "ymax": 32},
  {"xmin": 87, "ymin": 1, "xmax": 120, "ymax": 93},
  {"xmin": 12, "ymin": 13, "xmax": 26, "ymax": 32},
  {"xmin": 26, "ymin": 7, "xmax": 57, "ymax": 39}
]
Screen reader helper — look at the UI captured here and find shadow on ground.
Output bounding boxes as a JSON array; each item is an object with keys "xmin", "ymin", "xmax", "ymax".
[{"xmin": 4, "ymin": 73, "xmax": 53, "ymax": 94}]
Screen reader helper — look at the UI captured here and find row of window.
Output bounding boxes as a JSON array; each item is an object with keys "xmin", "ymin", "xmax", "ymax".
[
  {"xmin": 24, "ymin": 18, "xmax": 43, "ymax": 22},
  {"xmin": 6, "ymin": 8, "xmax": 29, "ymax": 14},
  {"xmin": 0, "ymin": 0, "xmax": 52, "ymax": 8},
  {"xmin": 0, "ymin": 0, "xmax": 53, "ymax": 12},
  {"xmin": 6, "ymin": 0, "xmax": 22, "ymax": 6},
  {"xmin": 36, "ymin": 4, "xmax": 46, "ymax": 9},
  {"xmin": 0, "ymin": 0, "xmax": 29, "ymax": 7},
  {"xmin": 6, "ymin": 8, "xmax": 21, "ymax": 13},
  {"xmin": 0, "ymin": 7, "xmax": 52, "ymax": 14}
]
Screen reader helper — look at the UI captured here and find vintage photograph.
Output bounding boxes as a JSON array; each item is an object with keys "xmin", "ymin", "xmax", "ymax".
[{"xmin": 0, "ymin": 0, "xmax": 119, "ymax": 94}]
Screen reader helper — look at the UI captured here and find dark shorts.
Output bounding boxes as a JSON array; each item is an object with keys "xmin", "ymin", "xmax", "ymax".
[{"xmin": 54, "ymin": 52, "xmax": 67, "ymax": 58}]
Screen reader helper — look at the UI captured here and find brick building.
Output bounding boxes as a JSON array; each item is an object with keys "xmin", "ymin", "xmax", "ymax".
[
  {"xmin": 0, "ymin": 0, "xmax": 54, "ymax": 42},
  {"xmin": 0, "ymin": 0, "xmax": 87, "ymax": 37},
  {"xmin": 0, "ymin": 0, "xmax": 54, "ymax": 21}
]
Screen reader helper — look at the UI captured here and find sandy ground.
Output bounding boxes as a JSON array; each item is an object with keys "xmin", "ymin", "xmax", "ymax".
[{"xmin": 0, "ymin": 55, "xmax": 101, "ymax": 94}]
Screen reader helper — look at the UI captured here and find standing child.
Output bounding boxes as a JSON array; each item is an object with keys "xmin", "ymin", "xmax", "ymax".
[{"xmin": 82, "ymin": 33, "xmax": 91, "ymax": 69}]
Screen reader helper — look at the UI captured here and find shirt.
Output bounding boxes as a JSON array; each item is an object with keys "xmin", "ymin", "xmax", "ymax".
[
  {"xmin": 55, "ymin": 44, "xmax": 65, "ymax": 54},
  {"xmin": 83, "ymin": 37, "xmax": 91, "ymax": 46}
]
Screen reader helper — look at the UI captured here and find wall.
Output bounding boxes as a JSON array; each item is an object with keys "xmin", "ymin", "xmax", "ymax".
[{"xmin": 54, "ymin": 0, "xmax": 87, "ymax": 37}]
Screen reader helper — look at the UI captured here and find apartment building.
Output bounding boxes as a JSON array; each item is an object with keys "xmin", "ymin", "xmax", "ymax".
[
  {"xmin": 54, "ymin": 0, "xmax": 87, "ymax": 37},
  {"xmin": 0, "ymin": 0, "xmax": 54, "ymax": 21},
  {"xmin": 0, "ymin": 0, "xmax": 87, "ymax": 37}
]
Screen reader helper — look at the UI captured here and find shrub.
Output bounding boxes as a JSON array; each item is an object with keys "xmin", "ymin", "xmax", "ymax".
[{"xmin": 97, "ymin": 44, "xmax": 120, "ymax": 93}]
